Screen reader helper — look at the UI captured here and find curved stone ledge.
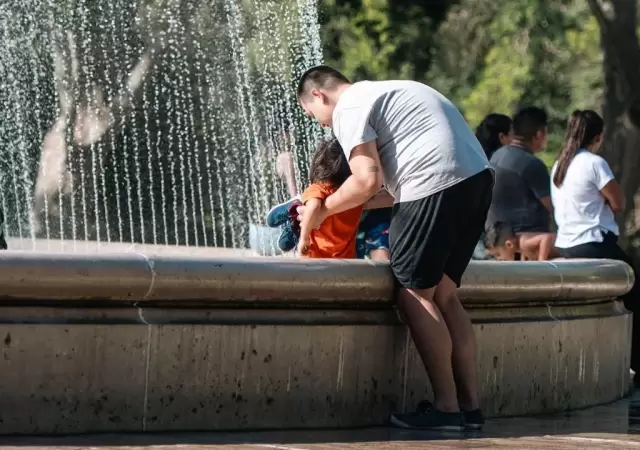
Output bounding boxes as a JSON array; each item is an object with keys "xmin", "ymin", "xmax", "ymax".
[
  {"xmin": 0, "ymin": 306, "xmax": 631, "ymax": 434},
  {"xmin": 0, "ymin": 249, "xmax": 633, "ymax": 435},
  {"xmin": 0, "ymin": 251, "xmax": 633, "ymax": 305}
]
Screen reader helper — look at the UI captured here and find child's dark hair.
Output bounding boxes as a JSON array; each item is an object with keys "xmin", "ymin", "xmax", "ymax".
[
  {"xmin": 553, "ymin": 109, "xmax": 604, "ymax": 187},
  {"xmin": 309, "ymin": 139, "xmax": 351, "ymax": 186},
  {"xmin": 475, "ymin": 113, "xmax": 512, "ymax": 159},
  {"xmin": 484, "ymin": 221, "xmax": 516, "ymax": 249}
]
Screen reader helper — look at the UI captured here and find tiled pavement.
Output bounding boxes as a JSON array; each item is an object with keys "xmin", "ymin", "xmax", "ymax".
[{"xmin": 4, "ymin": 392, "xmax": 640, "ymax": 449}]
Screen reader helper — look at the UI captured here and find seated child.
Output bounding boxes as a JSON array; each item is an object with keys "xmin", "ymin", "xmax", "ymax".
[
  {"xmin": 484, "ymin": 221, "xmax": 557, "ymax": 261},
  {"xmin": 266, "ymin": 139, "xmax": 363, "ymax": 258}
]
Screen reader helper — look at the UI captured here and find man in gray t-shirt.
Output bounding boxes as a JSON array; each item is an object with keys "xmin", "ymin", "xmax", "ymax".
[{"xmin": 295, "ymin": 66, "xmax": 493, "ymax": 431}]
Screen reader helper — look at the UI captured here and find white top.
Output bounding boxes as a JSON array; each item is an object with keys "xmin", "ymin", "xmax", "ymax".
[
  {"xmin": 331, "ymin": 80, "xmax": 490, "ymax": 203},
  {"xmin": 551, "ymin": 150, "xmax": 619, "ymax": 248}
]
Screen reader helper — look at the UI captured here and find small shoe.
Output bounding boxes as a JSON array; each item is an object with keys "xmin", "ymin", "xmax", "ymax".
[
  {"xmin": 277, "ymin": 221, "xmax": 299, "ymax": 252},
  {"xmin": 417, "ymin": 400, "xmax": 484, "ymax": 431},
  {"xmin": 390, "ymin": 407, "xmax": 464, "ymax": 431},
  {"xmin": 266, "ymin": 198, "xmax": 299, "ymax": 228}
]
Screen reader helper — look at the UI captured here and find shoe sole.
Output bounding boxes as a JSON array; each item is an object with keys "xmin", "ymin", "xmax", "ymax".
[{"xmin": 389, "ymin": 414, "xmax": 464, "ymax": 431}]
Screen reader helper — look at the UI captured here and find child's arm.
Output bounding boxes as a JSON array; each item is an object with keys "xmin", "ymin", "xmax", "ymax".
[{"xmin": 298, "ymin": 198, "xmax": 323, "ymax": 254}]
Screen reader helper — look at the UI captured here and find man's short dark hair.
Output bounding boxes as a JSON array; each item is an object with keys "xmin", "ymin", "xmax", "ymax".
[
  {"xmin": 512, "ymin": 106, "xmax": 548, "ymax": 141},
  {"xmin": 297, "ymin": 65, "xmax": 350, "ymax": 99}
]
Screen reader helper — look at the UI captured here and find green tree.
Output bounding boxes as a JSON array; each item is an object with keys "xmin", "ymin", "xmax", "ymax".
[
  {"xmin": 320, "ymin": 0, "xmax": 435, "ymax": 81},
  {"xmin": 587, "ymin": 0, "xmax": 640, "ymax": 255}
]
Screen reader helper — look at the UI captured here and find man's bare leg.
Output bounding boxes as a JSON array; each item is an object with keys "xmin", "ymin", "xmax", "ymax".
[
  {"xmin": 434, "ymin": 274, "xmax": 479, "ymax": 411},
  {"xmin": 396, "ymin": 286, "xmax": 459, "ymax": 413}
]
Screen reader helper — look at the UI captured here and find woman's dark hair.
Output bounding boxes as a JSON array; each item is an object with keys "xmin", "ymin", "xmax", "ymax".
[
  {"xmin": 475, "ymin": 114, "xmax": 512, "ymax": 159},
  {"xmin": 553, "ymin": 110, "xmax": 604, "ymax": 187},
  {"xmin": 309, "ymin": 139, "xmax": 351, "ymax": 186}
]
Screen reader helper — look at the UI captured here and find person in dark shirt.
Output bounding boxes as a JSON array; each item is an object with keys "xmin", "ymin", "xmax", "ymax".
[{"xmin": 487, "ymin": 106, "xmax": 553, "ymax": 233}]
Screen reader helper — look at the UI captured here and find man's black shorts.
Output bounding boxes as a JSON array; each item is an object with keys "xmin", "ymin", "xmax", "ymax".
[{"xmin": 389, "ymin": 169, "xmax": 493, "ymax": 289}]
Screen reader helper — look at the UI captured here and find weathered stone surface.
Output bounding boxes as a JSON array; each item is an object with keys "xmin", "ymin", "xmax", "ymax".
[
  {"xmin": 0, "ymin": 310, "xmax": 631, "ymax": 434},
  {"xmin": 0, "ymin": 325, "xmax": 147, "ymax": 434}
]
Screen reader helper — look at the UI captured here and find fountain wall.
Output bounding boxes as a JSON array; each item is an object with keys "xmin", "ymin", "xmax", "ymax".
[
  {"xmin": 0, "ymin": 252, "xmax": 633, "ymax": 434},
  {"xmin": 0, "ymin": 0, "xmax": 635, "ymax": 437}
]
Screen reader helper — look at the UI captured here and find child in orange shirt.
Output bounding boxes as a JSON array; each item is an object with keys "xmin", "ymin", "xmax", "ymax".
[{"xmin": 266, "ymin": 139, "xmax": 363, "ymax": 258}]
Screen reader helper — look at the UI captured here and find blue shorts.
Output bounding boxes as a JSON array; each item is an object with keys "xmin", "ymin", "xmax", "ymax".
[{"xmin": 356, "ymin": 208, "xmax": 391, "ymax": 259}]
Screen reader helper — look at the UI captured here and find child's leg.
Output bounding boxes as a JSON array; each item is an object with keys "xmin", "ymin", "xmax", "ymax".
[{"xmin": 361, "ymin": 221, "xmax": 390, "ymax": 261}]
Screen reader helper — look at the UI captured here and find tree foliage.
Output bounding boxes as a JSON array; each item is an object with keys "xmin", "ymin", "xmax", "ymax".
[
  {"xmin": 320, "ymin": 0, "xmax": 604, "ymax": 161},
  {"xmin": 320, "ymin": 0, "xmax": 640, "ymax": 254}
]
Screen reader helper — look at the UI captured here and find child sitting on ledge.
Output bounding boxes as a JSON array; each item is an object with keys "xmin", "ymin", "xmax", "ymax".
[
  {"xmin": 484, "ymin": 221, "xmax": 557, "ymax": 261},
  {"xmin": 266, "ymin": 139, "xmax": 363, "ymax": 258}
]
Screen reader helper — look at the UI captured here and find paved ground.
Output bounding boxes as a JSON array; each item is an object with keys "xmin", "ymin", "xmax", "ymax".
[{"xmin": 3, "ymin": 392, "xmax": 640, "ymax": 449}]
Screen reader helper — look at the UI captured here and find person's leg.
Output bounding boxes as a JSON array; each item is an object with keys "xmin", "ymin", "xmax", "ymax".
[
  {"xmin": 356, "ymin": 209, "xmax": 391, "ymax": 261},
  {"xmin": 366, "ymin": 221, "xmax": 391, "ymax": 261},
  {"xmin": 433, "ymin": 275, "xmax": 479, "ymax": 411},
  {"xmin": 433, "ymin": 170, "xmax": 493, "ymax": 427},
  {"xmin": 388, "ymin": 191, "xmax": 465, "ymax": 430},
  {"xmin": 396, "ymin": 286, "xmax": 459, "ymax": 413},
  {"xmin": 369, "ymin": 248, "xmax": 389, "ymax": 260}
]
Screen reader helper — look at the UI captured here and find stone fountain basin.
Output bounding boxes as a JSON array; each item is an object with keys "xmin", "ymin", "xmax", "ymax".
[{"xmin": 0, "ymin": 245, "xmax": 633, "ymax": 434}]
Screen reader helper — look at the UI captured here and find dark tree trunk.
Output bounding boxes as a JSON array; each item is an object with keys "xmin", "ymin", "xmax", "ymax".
[{"xmin": 587, "ymin": 0, "xmax": 640, "ymax": 257}]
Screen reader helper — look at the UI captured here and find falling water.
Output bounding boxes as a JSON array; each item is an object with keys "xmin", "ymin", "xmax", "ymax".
[{"xmin": 0, "ymin": 0, "xmax": 323, "ymax": 252}]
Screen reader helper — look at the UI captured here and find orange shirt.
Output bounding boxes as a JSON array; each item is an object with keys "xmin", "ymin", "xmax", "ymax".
[{"xmin": 301, "ymin": 183, "xmax": 364, "ymax": 259}]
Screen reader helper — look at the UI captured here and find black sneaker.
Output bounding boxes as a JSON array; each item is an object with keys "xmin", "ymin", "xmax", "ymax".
[
  {"xmin": 462, "ymin": 409, "xmax": 485, "ymax": 430},
  {"xmin": 417, "ymin": 400, "xmax": 484, "ymax": 431},
  {"xmin": 390, "ymin": 408, "xmax": 464, "ymax": 431}
]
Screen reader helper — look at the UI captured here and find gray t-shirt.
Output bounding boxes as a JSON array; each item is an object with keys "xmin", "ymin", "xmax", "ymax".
[
  {"xmin": 487, "ymin": 145, "xmax": 551, "ymax": 233},
  {"xmin": 332, "ymin": 80, "xmax": 490, "ymax": 203}
]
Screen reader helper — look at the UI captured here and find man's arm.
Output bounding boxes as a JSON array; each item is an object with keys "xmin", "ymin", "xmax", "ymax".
[
  {"xmin": 364, "ymin": 189, "xmax": 394, "ymax": 210},
  {"xmin": 524, "ymin": 158, "xmax": 554, "ymax": 214},
  {"xmin": 324, "ymin": 141, "xmax": 384, "ymax": 215},
  {"xmin": 539, "ymin": 196, "xmax": 553, "ymax": 214}
]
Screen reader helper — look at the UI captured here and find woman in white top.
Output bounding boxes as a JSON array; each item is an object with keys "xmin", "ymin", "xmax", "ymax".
[
  {"xmin": 551, "ymin": 110, "xmax": 626, "ymax": 256},
  {"xmin": 551, "ymin": 109, "xmax": 639, "ymax": 375}
]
